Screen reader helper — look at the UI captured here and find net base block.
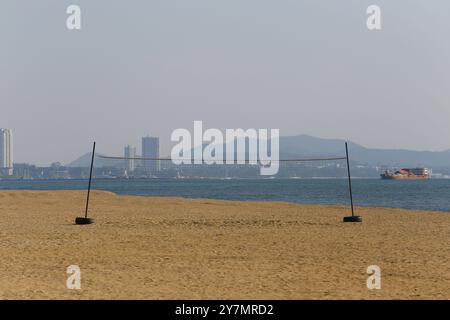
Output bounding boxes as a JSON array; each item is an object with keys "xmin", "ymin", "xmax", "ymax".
[
  {"xmin": 343, "ymin": 216, "xmax": 362, "ymax": 223},
  {"xmin": 75, "ymin": 217, "xmax": 94, "ymax": 225}
]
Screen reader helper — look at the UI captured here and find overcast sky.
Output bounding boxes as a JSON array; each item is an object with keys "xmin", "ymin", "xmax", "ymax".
[{"xmin": 2, "ymin": 0, "xmax": 450, "ymax": 165}]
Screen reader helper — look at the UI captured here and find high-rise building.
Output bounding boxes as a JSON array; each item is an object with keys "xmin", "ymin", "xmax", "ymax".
[
  {"xmin": 0, "ymin": 129, "xmax": 13, "ymax": 176},
  {"xmin": 124, "ymin": 145, "xmax": 136, "ymax": 173},
  {"xmin": 142, "ymin": 136, "xmax": 160, "ymax": 174}
]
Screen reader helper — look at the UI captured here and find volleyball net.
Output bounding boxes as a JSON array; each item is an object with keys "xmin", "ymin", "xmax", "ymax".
[
  {"xmin": 97, "ymin": 143, "xmax": 358, "ymax": 219},
  {"xmin": 72, "ymin": 142, "xmax": 361, "ymax": 224}
]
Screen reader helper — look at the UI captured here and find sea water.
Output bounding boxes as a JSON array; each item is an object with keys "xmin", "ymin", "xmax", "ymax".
[{"xmin": 1, "ymin": 178, "xmax": 449, "ymax": 213}]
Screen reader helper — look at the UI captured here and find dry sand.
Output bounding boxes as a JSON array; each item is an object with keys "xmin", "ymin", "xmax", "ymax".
[{"xmin": 0, "ymin": 190, "xmax": 449, "ymax": 299}]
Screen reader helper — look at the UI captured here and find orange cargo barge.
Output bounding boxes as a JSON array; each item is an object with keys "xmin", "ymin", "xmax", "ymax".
[{"xmin": 380, "ymin": 168, "xmax": 431, "ymax": 180}]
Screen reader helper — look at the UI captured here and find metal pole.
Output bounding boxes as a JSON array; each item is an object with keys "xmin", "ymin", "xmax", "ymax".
[
  {"xmin": 345, "ymin": 142, "xmax": 355, "ymax": 217},
  {"xmin": 85, "ymin": 142, "xmax": 96, "ymax": 219}
]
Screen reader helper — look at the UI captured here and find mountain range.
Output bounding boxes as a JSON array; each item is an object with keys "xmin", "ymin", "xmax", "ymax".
[{"xmin": 68, "ymin": 135, "xmax": 450, "ymax": 168}]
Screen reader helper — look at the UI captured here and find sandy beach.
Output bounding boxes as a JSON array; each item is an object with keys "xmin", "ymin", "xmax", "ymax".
[{"xmin": 0, "ymin": 190, "xmax": 449, "ymax": 299}]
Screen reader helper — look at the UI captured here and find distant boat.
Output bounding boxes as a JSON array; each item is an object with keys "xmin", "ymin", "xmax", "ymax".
[{"xmin": 381, "ymin": 168, "xmax": 431, "ymax": 180}]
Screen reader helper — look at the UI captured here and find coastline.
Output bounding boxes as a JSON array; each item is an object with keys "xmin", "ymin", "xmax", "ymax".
[
  {"xmin": 1, "ymin": 178, "xmax": 449, "ymax": 213},
  {"xmin": 1, "ymin": 190, "xmax": 449, "ymax": 299}
]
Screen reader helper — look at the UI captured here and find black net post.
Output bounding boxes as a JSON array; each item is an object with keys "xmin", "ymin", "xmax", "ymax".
[
  {"xmin": 75, "ymin": 142, "xmax": 96, "ymax": 225},
  {"xmin": 343, "ymin": 142, "xmax": 361, "ymax": 222}
]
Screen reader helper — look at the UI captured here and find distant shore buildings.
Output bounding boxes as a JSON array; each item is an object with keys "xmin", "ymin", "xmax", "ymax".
[
  {"xmin": 142, "ymin": 136, "xmax": 160, "ymax": 174},
  {"xmin": 4, "ymin": 131, "xmax": 449, "ymax": 180},
  {"xmin": 0, "ymin": 129, "xmax": 13, "ymax": 176},
  {"xmin": 120, "ymin": 136, "xmax": 161, "ymax": 177},
  {"xmin": 124, "ymin": 145, "xmax": 136, "ymax": 173}
]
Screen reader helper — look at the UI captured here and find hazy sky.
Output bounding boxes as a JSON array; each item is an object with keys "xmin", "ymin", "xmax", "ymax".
[{"xmin": 2, "ymin": 0, "xmax": 450, "ymax": 165}]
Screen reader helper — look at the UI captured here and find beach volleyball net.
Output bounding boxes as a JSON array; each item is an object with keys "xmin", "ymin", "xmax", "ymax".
[
  {"xmin": 97, "ymin": 142, "xmax": 358, "ymax": 221},
  {"xmin": 71, "ymin": 141, "xmax": 361, "ymax": 224}
]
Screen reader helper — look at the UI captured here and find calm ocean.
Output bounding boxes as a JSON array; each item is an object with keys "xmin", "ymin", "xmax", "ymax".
[{"xmin": 1, "ymin": 178, "xmax": 449, "ymax": 213}]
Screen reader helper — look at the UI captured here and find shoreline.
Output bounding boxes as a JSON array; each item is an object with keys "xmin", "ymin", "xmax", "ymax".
[
  {"xmin": 1, "ymin": 190, "xmax": 449, "ymax": 299},
  {"xmin": 1, "ymin": 187, "xmax": 449, "ymax": 214}
]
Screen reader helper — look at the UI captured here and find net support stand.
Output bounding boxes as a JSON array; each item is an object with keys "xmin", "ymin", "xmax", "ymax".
[
  {"xmin": 343, "ymin": 142, "xmax": 362, "ymax": 223},
  {"xmin": 75, "ymin": 142, "xmax": 96, "ymax": 225}
]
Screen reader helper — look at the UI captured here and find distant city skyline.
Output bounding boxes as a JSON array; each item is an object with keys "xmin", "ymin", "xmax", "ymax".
[
  {"xmin": 3, "ymin": 129, "xmax": 450, "ymax": 168},
  {"xmin": 3, "ymin": 1, "xmax": 450, "ymax": 165}
]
